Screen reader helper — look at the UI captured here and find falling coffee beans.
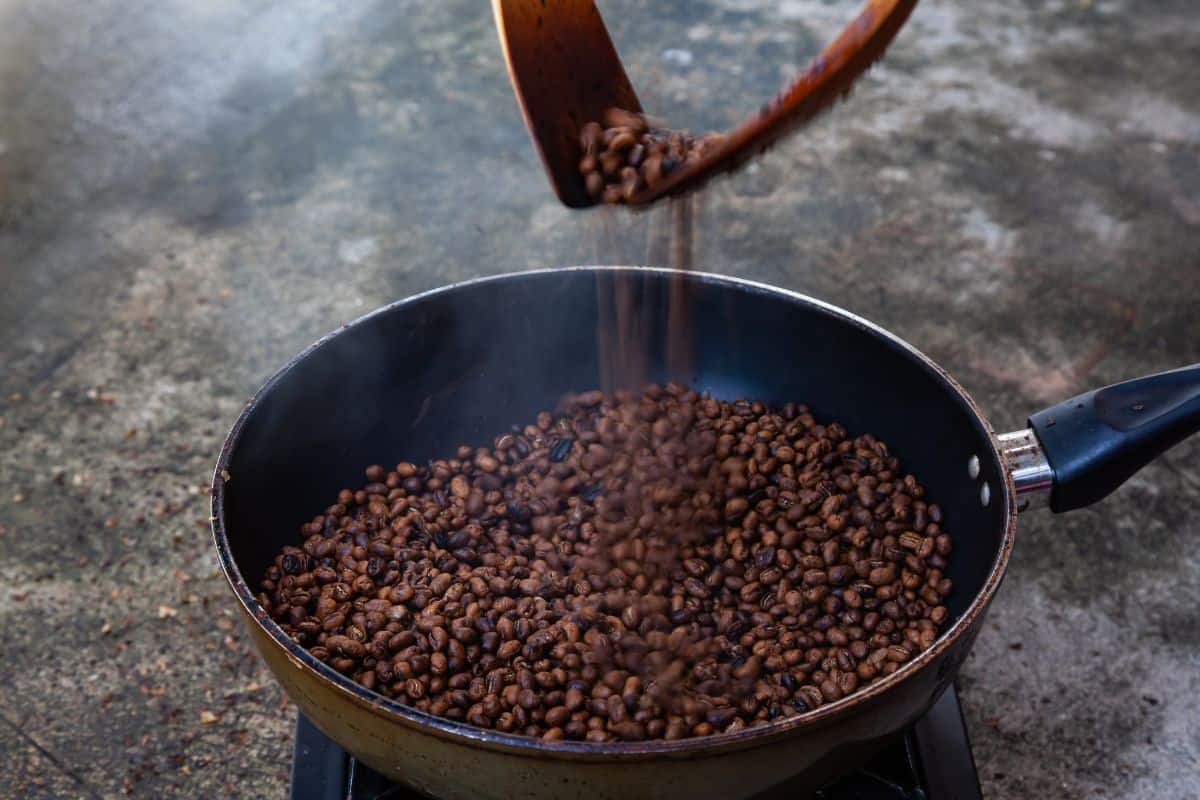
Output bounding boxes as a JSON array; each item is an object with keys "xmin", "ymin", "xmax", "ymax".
[
  {"xmin": 579, "ymin": 109, "xmax": 725, "ymax": 204},
  {"xmin": 259, "ymin": 384, "xmax": 954, "ymax": 742}
]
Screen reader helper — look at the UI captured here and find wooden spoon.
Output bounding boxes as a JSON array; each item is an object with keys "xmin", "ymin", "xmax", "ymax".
[{"xmin": 493, "ymin": 0, "xmax": 919, "ymax": 208}]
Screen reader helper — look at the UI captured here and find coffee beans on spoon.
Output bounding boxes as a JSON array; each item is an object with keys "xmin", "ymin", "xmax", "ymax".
[
  {"xmin": 579, "ymin": 109, "xmax": 725, "ymax": 204},
  {"xmin": 259, "ymin": 385, "xmax": 954, "ymax": 742}
]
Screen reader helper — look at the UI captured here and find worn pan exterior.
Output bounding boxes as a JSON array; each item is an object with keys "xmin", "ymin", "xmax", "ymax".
[{"xmin": 212, "ymin": 267, "xmax": 1016, "ymax": 799}]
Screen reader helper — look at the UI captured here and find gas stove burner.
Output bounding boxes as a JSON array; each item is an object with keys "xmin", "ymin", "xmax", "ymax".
[{"xmin": 290, "ymin": 683, "xmax": 981, "ymax": 800}]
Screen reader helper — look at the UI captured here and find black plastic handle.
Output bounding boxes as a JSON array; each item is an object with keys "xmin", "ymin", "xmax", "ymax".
[{"xmin": 1027, "ymin": 363, "xmax": 1200, "ymax": 512}]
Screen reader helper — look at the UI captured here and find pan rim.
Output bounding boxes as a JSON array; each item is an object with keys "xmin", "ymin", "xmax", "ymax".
[{"xmin": 211, "ymin": 265, "xmax": 1017, "ymax": 759}]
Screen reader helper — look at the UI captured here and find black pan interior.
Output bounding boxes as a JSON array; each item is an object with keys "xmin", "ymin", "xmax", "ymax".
[{"xmin": 224, "ymin": 269, "xmax": 1008, "ymax": 626}]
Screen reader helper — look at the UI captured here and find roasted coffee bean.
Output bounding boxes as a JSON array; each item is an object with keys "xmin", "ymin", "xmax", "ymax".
[
  {"xmin": 327, "ymin": 635, "xmax": 365, "ymax": 660},
  {"xmin": 262, "ymin": 386, "xmax": 954, "ymax": 741},
  {"xmin": 581, "ymin": 484, "xmax": 604, "ymax": 502},
  {"xmin": 549, "ymin": 438, "xmax": 574, "ymax": 463}
]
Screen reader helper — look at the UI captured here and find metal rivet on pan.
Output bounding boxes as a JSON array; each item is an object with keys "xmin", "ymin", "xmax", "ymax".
[
  {"xmin": 967, "ymin": 455, "xmax": 980, "ymax": 480},
  {"xmin": 980, "ymin": 482, "xmax": 991, "ymax": 507}
]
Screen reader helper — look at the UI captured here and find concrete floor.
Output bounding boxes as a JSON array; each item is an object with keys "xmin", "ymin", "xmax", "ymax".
[{"xmin": 1, "ymin": 0, "xmax": 1198, "ymax": 797}]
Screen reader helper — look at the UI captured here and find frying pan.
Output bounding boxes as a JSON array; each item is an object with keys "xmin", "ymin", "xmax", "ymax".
[{"xmin": 212, "ymin": 267, "xmax": 1200, "ymax": 799}]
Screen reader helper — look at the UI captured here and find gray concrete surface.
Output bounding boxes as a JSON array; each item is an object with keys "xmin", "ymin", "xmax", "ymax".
[{"xmin": 1, "ymin": 0, "xmax": 1198, "ymax": 797}]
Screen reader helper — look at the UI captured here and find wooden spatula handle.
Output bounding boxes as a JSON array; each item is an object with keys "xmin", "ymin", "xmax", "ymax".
[{"xmin": 633, "ymin": 0, "xmax": 919, "ymax": 204}]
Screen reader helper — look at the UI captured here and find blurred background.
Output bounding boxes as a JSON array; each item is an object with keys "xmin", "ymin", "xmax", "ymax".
[{"xmin": 0, "ymin": 0, "xmax": 1197, "ymax": 797}]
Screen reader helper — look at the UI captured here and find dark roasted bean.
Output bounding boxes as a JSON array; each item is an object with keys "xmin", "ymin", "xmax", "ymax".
[{"xmin": 549, "ymin": 438, "xmax": 574, "ymax": 463}]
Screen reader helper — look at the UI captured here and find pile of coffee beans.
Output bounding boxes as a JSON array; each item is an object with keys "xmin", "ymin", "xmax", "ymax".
[
  {"xmin": 579, "ymin": 109, "xmax": 725, "ymax": 204},
  {"xmin": 259, "ymin": 385, "xmax": 953, "ymax": 742}
]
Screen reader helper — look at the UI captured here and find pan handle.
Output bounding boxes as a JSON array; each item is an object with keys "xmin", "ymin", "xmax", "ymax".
[{"xmin": 1003, "ymin": 363, "xmax": 1200, "ymax": 513}]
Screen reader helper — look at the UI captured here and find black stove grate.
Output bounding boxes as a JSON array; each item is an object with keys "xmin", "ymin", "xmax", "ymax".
[{"xmin": 291, "ymin": 684, "xmax": 981, "ymax": 800}]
